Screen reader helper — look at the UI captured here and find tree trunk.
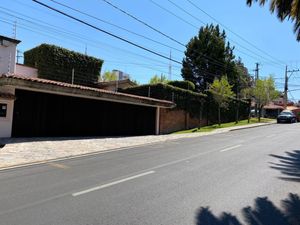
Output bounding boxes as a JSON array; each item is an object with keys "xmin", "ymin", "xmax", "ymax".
[
  {"xmin": 235, "ymin": 101, "xmax": 240, "ymax": 124},
  {"xmin": 258, "ymin": 105, "xmax": 262, "ymax": 122},
  {"xmin": 218, "ymin": 105, "xmax": 221, "ymax": 126},
  {"xmin": 248, "ymin": 99, "xmax": 251, "ymax": 124}
]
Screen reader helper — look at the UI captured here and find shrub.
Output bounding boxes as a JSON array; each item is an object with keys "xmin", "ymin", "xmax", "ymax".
[
  {"xmin": 168, "ymin": 80, "xmax": 195, "ymax": 91},
  {"xmin": 24, "ymin": 44, "xmax": 103, "ymax": 87}
]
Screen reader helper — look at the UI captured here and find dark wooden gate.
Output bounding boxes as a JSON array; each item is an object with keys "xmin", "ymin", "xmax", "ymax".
[{"xmin": 12, "ymin": 89, "xmax": 156, "ymax": 137}]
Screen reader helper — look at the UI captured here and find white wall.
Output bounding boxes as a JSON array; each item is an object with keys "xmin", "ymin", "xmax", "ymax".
[
  {"xmin": 0, "ymin": 40, "xmax": 17, "ymax": 75},
  {"xmin": 16, "ymin": 64, "xmax": 38, "ymax": 78},
  {"xmin": 0, "ymin": 87, "xmax": 15, "ymax": 138}
]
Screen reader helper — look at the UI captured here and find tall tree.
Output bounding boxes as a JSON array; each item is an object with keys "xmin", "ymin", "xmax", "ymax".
[
  {"xmin": 243, "ymin": 76, "xmax": 280, "ymax": 121},
  {"xmin": 182, "ymin": 24, "xmax": 236, "ymax": 92},
  {"xmin": 234, "ymin": 58, "xmax": 252, "ymax": 123},
  {"xmin": 209, "ymin": 76, "xmax": 235, "ymax": 126},
  {"xmin": 246, "ymin": 0, "xmax": 300, "ymax": 41}
]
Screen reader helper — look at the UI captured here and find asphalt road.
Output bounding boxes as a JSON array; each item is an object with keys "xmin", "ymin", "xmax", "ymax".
[{"xmin": 0, "ymin": 123, "xmax": 300, "ymax": 225}]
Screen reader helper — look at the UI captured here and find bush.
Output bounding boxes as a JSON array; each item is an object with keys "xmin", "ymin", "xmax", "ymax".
[
  {"xmin": 24, "ymin": 44, "xmax": 103, "ymax": 87},
  {"xmin": 121, "ymin": 83, "xmax": 206, "ymax": 116},
  {"xmin": 122, "ymin": 83, "xmax": 250, "ymax": 123},
  {"xmin": 168, "ymin": 80, "xmax": 195, "ymax": 91}
]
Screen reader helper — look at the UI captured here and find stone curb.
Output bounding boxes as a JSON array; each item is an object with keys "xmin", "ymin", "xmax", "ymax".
[{"xmin": 229, "ymin": 121, "xmax": 276, "ymax": 131}]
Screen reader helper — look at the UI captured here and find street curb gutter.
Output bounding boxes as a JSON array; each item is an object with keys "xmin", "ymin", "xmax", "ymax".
[
  {"xmin": 229, "ymin": 122, "xmax": 276, "ymax": 132},
  {"xmin": 0, "ymin": 122, "xmax": 276, "ymax": 172}
]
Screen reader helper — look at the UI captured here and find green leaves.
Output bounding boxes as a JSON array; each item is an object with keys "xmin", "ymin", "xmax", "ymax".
[
  {"xmin": 182, "ymin": 24, "xmax": 239, "ymax": 92},
  {"xmin": 24, "ymin": 44, "xmax": 103, "ymax": 87},
  {"xmin": 252, "ymin": 76, "xmax": 280, "ymax": 106},
  {"xmin": 149, "ymin": 74, "xmax": 168, "ymax": 84},
  {"xmin": 102, "ymin": 71, "xmax": 117, "ymax": 81},
  {"xmin": 247, "ymin": 0, "xmax": 300, "ymax": 41},
  {"xmin": 209, "ymin": 76, "xmax": 235, "ymax": 109}
]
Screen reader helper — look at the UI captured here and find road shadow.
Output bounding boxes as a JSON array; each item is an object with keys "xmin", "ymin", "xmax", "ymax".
[
  {"xmin": 270, "ymin": 150, "xmax": 300, "ymax": 182},
  {"xmin": 196, "ymin": 193, "xmax": 300, "ymax": 225}
]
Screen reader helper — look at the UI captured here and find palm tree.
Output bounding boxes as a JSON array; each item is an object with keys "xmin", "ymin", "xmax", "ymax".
[{"xmin": 246, "ymin": 0, "xmax": 300, "ymax": 41}]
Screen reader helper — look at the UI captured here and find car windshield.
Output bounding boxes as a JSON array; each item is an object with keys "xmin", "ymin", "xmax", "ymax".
[{"xmin": 280, "ymin": 112, "xmax": 293, "ymax": 116}]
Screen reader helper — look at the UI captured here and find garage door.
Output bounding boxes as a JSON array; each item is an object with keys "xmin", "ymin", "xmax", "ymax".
[{"xmin": 12, "ymin": 89, "xmax": 156, "ymax": 137}]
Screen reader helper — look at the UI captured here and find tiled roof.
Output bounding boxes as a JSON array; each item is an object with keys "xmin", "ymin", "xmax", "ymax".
[
  {"xmin": 263, "ymin": 104, "xmax": 284, "ymax": 110},
  {"xmin": 0, "ymin": 74, "xmax": 175, "ymax": 108}
]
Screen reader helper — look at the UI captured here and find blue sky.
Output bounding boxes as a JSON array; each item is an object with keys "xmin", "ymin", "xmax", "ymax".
[{"xmin": 1, "ymin": 0, "xmax": 300, "ymax": 100}]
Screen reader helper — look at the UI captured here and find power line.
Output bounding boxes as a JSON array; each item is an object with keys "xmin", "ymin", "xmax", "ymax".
[
  {"xmin": 148, "ymin": 0, "xmax": 198, "ymax": 29},
  {"xmin": 0, "ymin": 17, "xmax": 183, "ymax": 80},
  {"xmin": 33, "ymin": 0, "xmax": 182, "ymax": 65},
  {"xmin": 167, "ymin": 0, "xmax": 284, "ymax": 67},
  {"xmin": 47, "ymin": 0, "xmax": 228, "ymax": 69},
  {"xmin": 148, "ymin": 0, "xmax": 284, "ymax": 69},
  {"xmin": 166, "ymin": 0, "xmax": 206, "ymax": 25},
  {"xmin": 48, "ymin": 0, "xmax": 184, "ymax": 55},
  {"xmin": 100, "ymin": 0, "xmax": 233, "ymax": 68},
  {"xmin": 185, "ymin": 0, "xmax": 285, "ymax": 66},
  {"xmin": 100, "ymin": 0, "xmax": 184, "ymax": 47}
]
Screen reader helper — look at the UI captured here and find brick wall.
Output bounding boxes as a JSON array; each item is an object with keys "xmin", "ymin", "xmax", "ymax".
[{"xmin": 159, "ymin": 108, "xmax": 207, "ymax": 134}]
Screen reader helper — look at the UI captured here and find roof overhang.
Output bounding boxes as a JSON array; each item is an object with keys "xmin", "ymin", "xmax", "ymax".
[
  {"xmin": 0, "ymin": 35, "xmax": 21, "ymax": 44},
  {"xmin": 0, "ymin": 75, "xmax": 175, "ymax": 108}
]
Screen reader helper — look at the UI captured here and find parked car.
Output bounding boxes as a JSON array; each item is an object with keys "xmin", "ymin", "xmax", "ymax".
[{"xmin": 277, "ymin": 111, "xmax": 297, "ymax": 123}]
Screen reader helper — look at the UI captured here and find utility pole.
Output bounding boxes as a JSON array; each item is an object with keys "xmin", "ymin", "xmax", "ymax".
[
  {"xmin": 168, "ymin": 50, "xmax": 172, "ymax": 81},
  {"xmin": 254, "ymin": 63, "xmax": 260, "ymax": 81},
  {"xmin": 284, "ymin": 65, "xmax": 288, "ymax": 109},
  {"xmin": 12, "ymin": 21, "xmax": 17, "ymax": 39},
  {"xmin": 284, "ymin": 66, "xmax": 300, "ymax": 109},
  {"xmin": 254, "ymin": 63, "xmax": 260, "ymax": 117}
]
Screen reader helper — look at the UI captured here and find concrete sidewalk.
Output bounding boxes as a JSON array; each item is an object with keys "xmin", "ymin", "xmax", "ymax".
[{"xmin": 0, "ymin": 122, "xmax": 275, "ymax": 169}]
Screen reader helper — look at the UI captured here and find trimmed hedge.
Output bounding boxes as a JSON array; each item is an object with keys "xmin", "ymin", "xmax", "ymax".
[
  {"xmin": 121, "ymin": 83, "xmax": 206, "ymax": 116},
  {"xmin": 24, "ymin": 44, "xmax": 103, "ymax": 87},
  {"xmin": 205, "ymin": 92, "xmax": 249, "ymax": 124},
  {"xmin": 122, "ymin": 83, "xmax": 250, "ymax": 124},
  {"xmin": 167, "ymin": 80, "xmax": 195, "ymax": 91}
]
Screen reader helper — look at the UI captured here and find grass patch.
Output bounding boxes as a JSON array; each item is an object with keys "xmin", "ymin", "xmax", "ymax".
[{"xmin": 174, "ymin": 118, "xmax": 275, "ymax": 134}]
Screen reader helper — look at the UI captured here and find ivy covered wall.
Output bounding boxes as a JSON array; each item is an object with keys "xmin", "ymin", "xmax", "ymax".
[{"xmin": 24, "ymin": 44, "xmax": 103, "ymax": 87}]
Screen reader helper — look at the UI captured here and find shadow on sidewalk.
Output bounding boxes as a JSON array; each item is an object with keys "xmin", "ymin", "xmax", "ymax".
[{"xmin": 195, "ymin": 193, "xmax": 300, "ymax": 225}]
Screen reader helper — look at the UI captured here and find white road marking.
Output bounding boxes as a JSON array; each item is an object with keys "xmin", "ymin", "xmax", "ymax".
[
  {"xmin": 72, "ymin": 171, "xmax": 155, "ymax": 197},
  {"xmin": 220, "ymin": 145, "xmax": 242, "ymax": 152}
]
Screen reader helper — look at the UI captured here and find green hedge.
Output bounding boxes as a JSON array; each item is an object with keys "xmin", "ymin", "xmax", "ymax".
[
  {"xmin": 167, "ymin": 80, "xmax": 195, "ymax": 91},
  {"xmin": 121, "ymin": 83, "xmax": 206, "ymax": 116},
  {"xmin": 122, "ymin": 83, "xmax": 250, "ymax": 123},
  {"xmin": 24, "ymin": 44, "xmax": 103, "ymax": 87},
  {"xmin": 204, "ymin": 92, "xmax": 249, "ymax": 124}
]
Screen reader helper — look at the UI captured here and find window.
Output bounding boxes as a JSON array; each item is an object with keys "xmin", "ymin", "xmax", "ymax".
[{"xmin": 0, "ymin": 103, "xmax": 7, "ymax": 117}]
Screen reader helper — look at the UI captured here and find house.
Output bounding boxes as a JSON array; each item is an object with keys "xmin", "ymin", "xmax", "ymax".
[
  {"xmin": 263, "ymin": 103, "xmax": 284, "ymax": 118},
  {"xmin": 0, "ymin": 36, "xmax": 175, "ymax": 138},
  {"xmin": 262, "ymin": 96, "xmax": 299, "ymax": 118},
  {"xmin": 112, "ymin": 69, "xmax": 130, "ymax": 80}
]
